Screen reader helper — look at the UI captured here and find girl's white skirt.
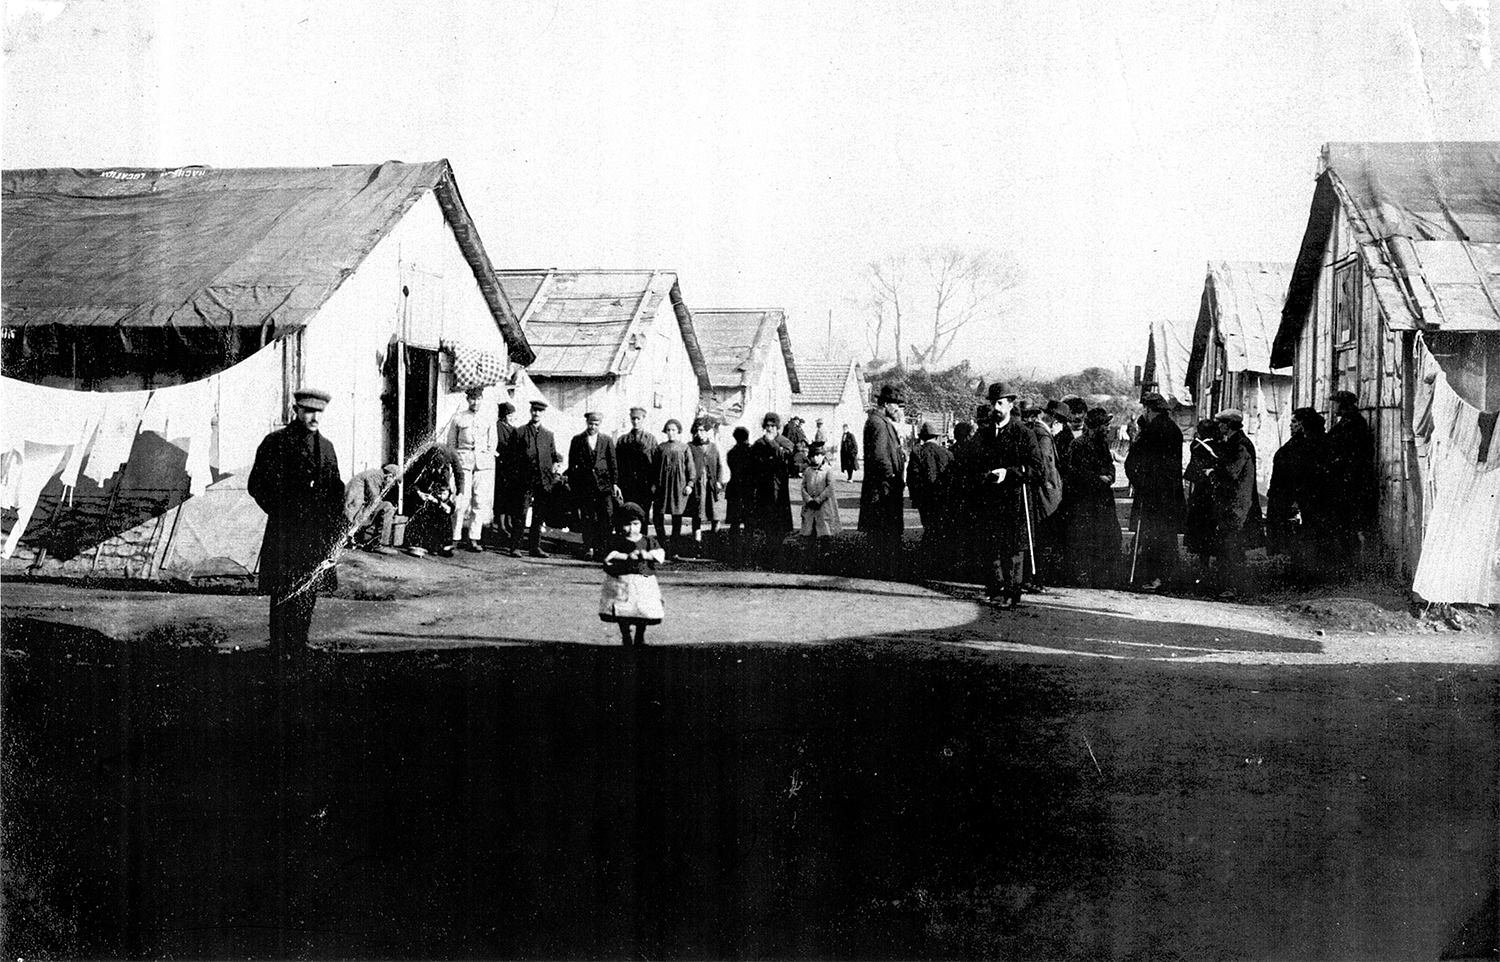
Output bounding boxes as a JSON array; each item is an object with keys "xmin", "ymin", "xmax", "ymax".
[{"xmin": 598, "ymin": 573, "xmax": 664, "ymax": 624}]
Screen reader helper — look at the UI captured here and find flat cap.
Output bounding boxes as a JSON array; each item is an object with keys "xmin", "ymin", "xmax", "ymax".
[
  {"xmin": 293, "ymin": 388, "xmax": 331, "ymax": 411},
  {"xmin": 584, "ymin": 411, "xmax": 602, "ymax": 423},
  {"xmin": 1330, "ymin": 390, "xmax": 1358, "ymax": 405},
  {"xmin": 918, "ymin": 420, "xmax": 940, "ymax": 439},
  {"xmin": 529, "ymin": 399, "xmax": 549, "ymax": 411},
  {"xmin": 1140, "ymin": 391, "xmax": 1167, "ymax": 409},
  {"xmin": 1214, "ymin": 408, "xmax": 1244, "ymax": 425}
]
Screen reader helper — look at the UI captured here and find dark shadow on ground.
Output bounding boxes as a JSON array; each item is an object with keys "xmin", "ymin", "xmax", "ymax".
[{"xmin": 3, "ymin": 613, "xmax": 1496, "ymax": 961}]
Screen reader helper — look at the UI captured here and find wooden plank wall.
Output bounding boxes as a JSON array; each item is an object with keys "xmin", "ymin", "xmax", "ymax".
[{"xmin": 1290, "ymin": 204, "xmax": 1418, "ymax": 580}]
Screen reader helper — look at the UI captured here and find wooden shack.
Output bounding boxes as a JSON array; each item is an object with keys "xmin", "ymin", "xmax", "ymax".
[
  {"xmin": 692, "ymin": 308, "xmax": 801, "ymax": 434},
  {"xmin": 1270, "ymin": 142, "xmax": 1500, "ymax": 602},
  {"xmin": 1187, "ymin": 261, "xmax": 1295, "ymax": 491}
]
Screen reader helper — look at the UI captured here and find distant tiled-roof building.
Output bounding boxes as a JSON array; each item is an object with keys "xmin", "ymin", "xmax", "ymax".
[{"xmin": 791, "ymin": 359, "xmax": 867, "ymax": 452}]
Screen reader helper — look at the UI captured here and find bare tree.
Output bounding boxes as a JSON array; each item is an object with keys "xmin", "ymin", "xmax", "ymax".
[
  {"xmin": 866, "ymin": 253, "xmax": 909, "ymax": 366},
  {"xmin": 914, "ymin": 246, "xmax": 1022, "ymax": 368}
]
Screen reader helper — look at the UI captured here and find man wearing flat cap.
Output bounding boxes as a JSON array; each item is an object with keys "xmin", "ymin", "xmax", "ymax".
[
  {"xmin": 508, "ymin": 399, "xmax": 563, "ymax": 557},
  {"xmin": 1209, "ymin": 408, "xmax": 1259, "ymax": 599},
  {"xmin": 448, "ymin": 387, "xmax": 498, "ymax": 552},
  {"xmin": 958, "ymin": 382, "xmax": 1043, "ymax": 606},
  {"xmin": 248, "ymin": 387, "xmax": 346, "ymax": 660},
  {"xmin": 1325, "ymin": 389, "xmax": 1377, "ymax": 569},
  {"xmin": 617, "ymin": 406, "xmax": 659, "ymax": 512},
  {"xmin": 1123, "ymin": 392, "xmax": 1185, "ymax": 590},
  {"xmin": 567, "ymin": 411, "xmax": 620, "ymax": 561},
  {"xmin": 859, "ymin": 385, "xmax": 909, "ymax": 571}
]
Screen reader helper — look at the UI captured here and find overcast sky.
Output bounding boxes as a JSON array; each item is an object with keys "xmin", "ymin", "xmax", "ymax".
[{"xmin": 5, "ymin": 0, "xmax": 1498, "ymax": 375}]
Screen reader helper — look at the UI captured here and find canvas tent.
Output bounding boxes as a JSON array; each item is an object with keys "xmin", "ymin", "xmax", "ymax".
[
  {"xmin": 1, "ymin": 160, "xmax": 531, "ymax": 580},
  {"xmin": 495, "ymin": 269, "xmax": 712, "ymax": 443},
  {"xmin": 1187, "ymin": 261, "xmax": 1294, "ymax": 492},
  {"xmin": 1270, "ymin": 141, "xmax": 1500, "ymax": 603},
  {"xmin": 692, "ymin": 308, "xmax": 801, "ymax": 434},
  {"xmin": 791, "ymin": 359, "xmax": 867, "ymax": 454}
]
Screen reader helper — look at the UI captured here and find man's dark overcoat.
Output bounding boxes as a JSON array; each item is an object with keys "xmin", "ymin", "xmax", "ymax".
[
  {"xmin": 747, "ymin": 435, "xmax": 793, "ymax": 532},
  {"xmin": 859, "ymin": 409, "xmax": 907, "ymax": 533},
  {"xmin": 1266, "ymin": 429, "xmax": 1331, "ymax": 557},
  {"xmin": 617, "ymin": 427, "xmax": 659, "ymax": 509},
  {"xmin": 840, "ymin": 430, "xmax": 859, "ymax": 475},
  {"xmin": 1326, "ymin": 408, "xmax": 1378, "ymax": 537},
  {"xmin": 906, "ymin": 440, "xmax": 954, "ymax": 529},
  {"xmin": 567, "ymin": 431, "xmax": 618, "ymax": 495},
  {"xmin": 958, "ymin": 418, "xmax": 1043, "ymax": 592},
  {"xmin": 1124, "ymin": 414, "xmax": 1186, "ymax": 532},
  {"xmin": 512, "ymin": 421, "xmax": 562, "ymax": 495},
  {"xmin": 248, "ymin": 421, "xmax": 345, "ymax": 594}
]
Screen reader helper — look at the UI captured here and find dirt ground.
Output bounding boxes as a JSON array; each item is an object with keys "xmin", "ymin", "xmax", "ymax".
[{"xmin": 3, "ymin": 535, "xmax": 1498, "ymax": 960}]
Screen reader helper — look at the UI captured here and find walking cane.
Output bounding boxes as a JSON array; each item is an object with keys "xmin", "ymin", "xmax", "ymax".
[
  {"xmin": 1021, "ymin": 481, "xmax": 1037, "ymax": 579},
  {"xmin": 1129, "ymin": 514, "xmax": 1143, "ymax": 584}
]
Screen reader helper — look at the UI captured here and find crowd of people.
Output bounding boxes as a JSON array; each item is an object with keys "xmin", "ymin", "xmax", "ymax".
[{"xmin": 252, "ymin": 381, "xmax": 1380, "ymax": 657}]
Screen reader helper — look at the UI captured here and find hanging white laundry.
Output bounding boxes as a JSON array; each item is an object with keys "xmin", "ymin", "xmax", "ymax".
[
  {"xmin": 59, "ymin": 398, "xmax": 106, "ymax": 491},
  {"xmin": 2, "ymin": 441, "xmax": 72, "ymax": 559},
  {"xmin": 0, "ymin": 451, "xmax": 22, "ymax": 511},
  {"xmin": 81, "ymin": 392, "xmax": 150, "ymax": 486}
]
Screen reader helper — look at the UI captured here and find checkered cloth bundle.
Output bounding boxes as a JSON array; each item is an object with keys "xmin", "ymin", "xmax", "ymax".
[{"xmin": 443, "ymin": 340, "xmax": 506, "ymax": 391}]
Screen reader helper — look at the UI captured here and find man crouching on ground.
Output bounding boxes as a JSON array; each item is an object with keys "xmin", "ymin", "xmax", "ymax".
[{"xmin": 248, "ymin": 388, "xmax": 346, "ymax": 662}]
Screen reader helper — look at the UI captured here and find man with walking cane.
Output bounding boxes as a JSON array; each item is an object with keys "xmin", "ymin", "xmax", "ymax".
[
  {"xmin": 959, "ymin": 383, "xmax": 1042, "ymax": 608},
  {"xmin": 1124, "ymin": 392, "xmax": 1185, "ymax": 591}
]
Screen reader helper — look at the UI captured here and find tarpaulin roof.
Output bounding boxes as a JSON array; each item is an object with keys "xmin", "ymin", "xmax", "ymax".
[
  {"xmin": 1189, "ymin": 261, "xmax": 1293, "ymax": 388},
  {"xmin": 1, "ymin": 161, "xmax": 534, "ymax": 364},
  {"xmin": 496, "ymin": 269, "xmax": 711, "ymax": 390},
  {"xmin": 793, "ymin": 359, "xmax": 859, "ymax": 405},
  {"xmin": 1273, "ymin": 143, "xmax": 1500, "ymax": 370},
  {"xmin": 1142, "ymin": 319, "xmax": 1194, "ymax": 408},
  {"xmin": 691, "ymin": 309, "xmax": 801, "ymax": 393}
]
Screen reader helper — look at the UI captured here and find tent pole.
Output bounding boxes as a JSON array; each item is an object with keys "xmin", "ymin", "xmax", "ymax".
[{"xmin": 397, "ymin": 285, "xmax": 410, "ymax": 510}]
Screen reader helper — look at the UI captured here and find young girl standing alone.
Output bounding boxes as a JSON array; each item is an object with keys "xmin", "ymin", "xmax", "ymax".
[
  {"xmin": 599, "ymin": 502, "xmax": 666, "ymax": 646},
  {"xmin": 800, "ymin": 441, "xmax": 841, "ymax": 570}
]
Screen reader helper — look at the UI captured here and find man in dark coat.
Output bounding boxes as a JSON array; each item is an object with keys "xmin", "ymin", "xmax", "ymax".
[
  {"xmin": 747, "ymin": 412, "xmax": 793, "ymax": 566},
  {"xmin": 248, "ymin": 388, "xmax": 346, "ymax": 660},
  {"xmin": 1325, "ymin": 389, "xmax": 1377, "ymax": 570},
  {"xmin": 616, "ymin": 406, "xmax": 659, "ymax": 511},
  {"xmin": 508, "ymin": 399, "xmax": 563, "ymax": 558},
  {"xmin": 1266, "ymin": 407, "xmax": 1332, "ymax": 579},
  {"xmin": 1058, "ymin": 400, "xmax": 1119, "ymax": 587},
  {"xmin": 1210, "ymin": 408, "xmax": 1258, "ymax": 599},
  {"xmin": 1182, "ymin": 417, "xmax": 1222, "ymax": 564},
  {"xmin": 567, "ymin": 411, "xmax": 620, "ymax": 560},
  {"xmin": 839, "ymin": 423, "xmax": 859, "ymax": 481},
  {"xmin": 859, "ymin": 385, "xmax": 908, "ymax": 538},
  {"xmin": 1123, "ymin": 392, "xmax": 1185, "ymax": 590},
  {"xmin": 489, "ymin": 401, "xmax": 518, "ymax": 546},
  {"xmin": 1015, "ymin": 400, "xmax": 1062, "ymax": 589},
  {"xmin": 960, "ymin": 383, "xmax": 1043, "ymax": 606},
  {"xmin": 906, "ymin": 420, "xmax": 953, "ymax": 535},
  {"xmin": 784, "ymin": 416, "xmax": 810, "ymax": 476}
]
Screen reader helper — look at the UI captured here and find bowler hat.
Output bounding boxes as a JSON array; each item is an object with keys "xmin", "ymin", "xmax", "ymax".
[
  {"xmin": 1064, "ymin": 397, "xmax": 1088, "ymax": 415},
  {"xmin": 293, "ymin": 388, "xmax": 331, "ymax": 411},
  {"xmin": 877, "ymin": 384, "xmax": 906, "ymax": 405},
  {"xmin": 918, "ymin": 420, "xmax": 940, "ymax": 439},
  {"xmin": 1085, "ymin": 408, "xmax": 1112, "ymax": 428},
  {"xmin": 807, "ymin": 440, "xmax": 826, "ymax": 455},
  {"xmin": 986, "ymin": 382, "xmax": 1017, "ymax": 402},
  {"xmin": 1330, "ymin": 390, "xmax": 1358, "ymax": 406},
  {"xmin": 497, "ymin": 401, "xmax": 515, "ymax": 417}
]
